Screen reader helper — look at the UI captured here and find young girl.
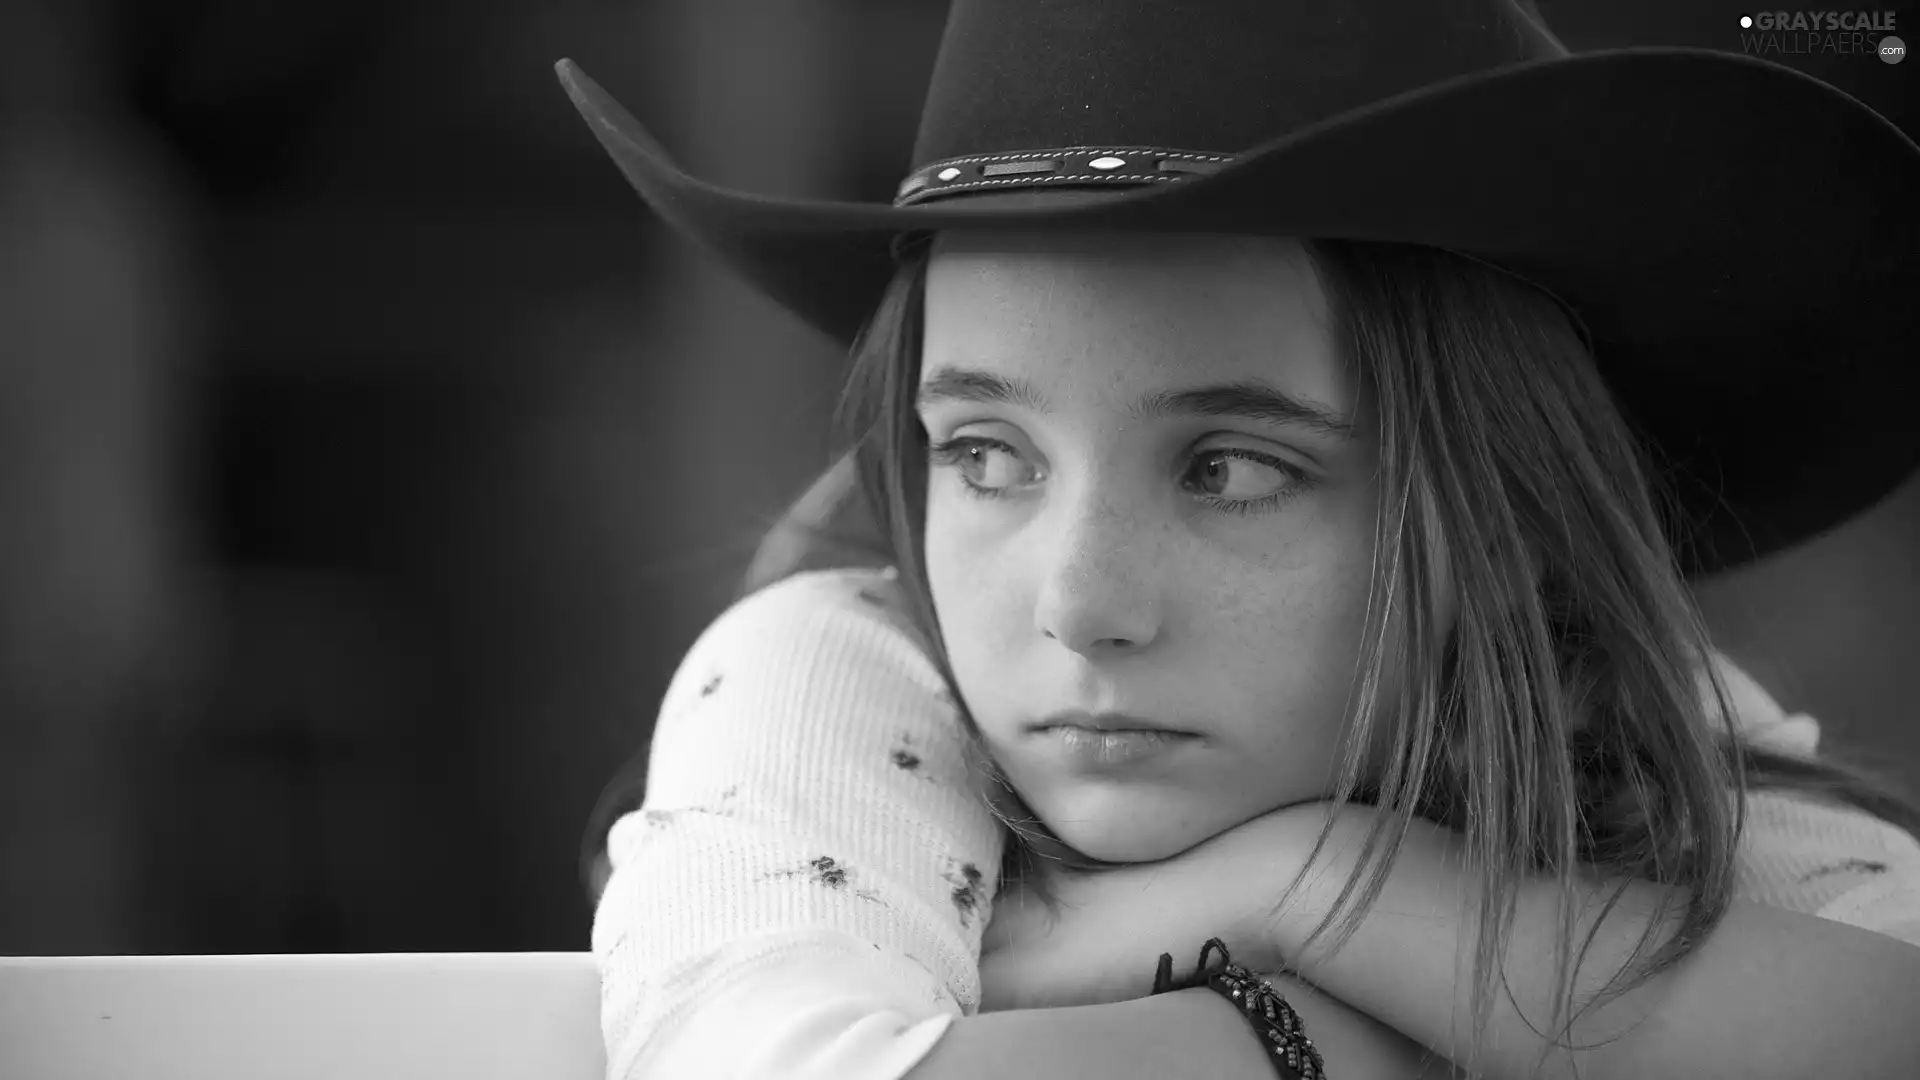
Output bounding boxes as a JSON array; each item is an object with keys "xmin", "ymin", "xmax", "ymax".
[{"xmin": 560, "ymin": 1, "xmax": 1920, "ymax": 1077}]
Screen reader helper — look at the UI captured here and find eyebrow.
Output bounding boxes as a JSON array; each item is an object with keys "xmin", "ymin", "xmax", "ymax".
[{"xmin": 915, "ymin": 365, "xmax": 1357, "ymax": 440}]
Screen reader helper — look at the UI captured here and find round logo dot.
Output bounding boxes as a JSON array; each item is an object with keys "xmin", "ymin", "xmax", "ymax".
[
  {"xmin": 1739, "ymin": 15, "xmax": 1753, "ymax": 28},
  {"xmin": 1881, "ymin": 35, "xmax": 1907, "ymax": 64}
]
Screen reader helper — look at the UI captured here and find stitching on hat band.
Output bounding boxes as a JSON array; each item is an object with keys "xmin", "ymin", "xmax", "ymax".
[{"xmin": 896, "ymin": 146, "xmax": 1234, "ymax": 206}]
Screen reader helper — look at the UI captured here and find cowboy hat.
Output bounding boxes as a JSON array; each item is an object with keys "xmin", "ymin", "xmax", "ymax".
[{"xmin": 554, "ymin": 0, "xmax": 1920, "ymax": 579}]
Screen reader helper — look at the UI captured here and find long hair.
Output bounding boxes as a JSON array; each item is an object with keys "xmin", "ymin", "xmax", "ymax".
[{"xmin": 733, "ymin": 234, "xmax": 1920, "ymax": 1077}]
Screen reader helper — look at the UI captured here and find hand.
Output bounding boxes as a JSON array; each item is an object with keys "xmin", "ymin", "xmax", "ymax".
[{"xmin": 977, "ymin": 805, "xmax": 1331, "ymax": 1012}]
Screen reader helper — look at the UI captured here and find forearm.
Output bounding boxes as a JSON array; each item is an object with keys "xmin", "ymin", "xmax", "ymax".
[
  {"xmin": 914, "ymin": 979, "xmax": 1444, "ymax": 1079},
  {"xmin": 1270, "ymin": 810, "xmax": 1920, "ymax": 1080}
]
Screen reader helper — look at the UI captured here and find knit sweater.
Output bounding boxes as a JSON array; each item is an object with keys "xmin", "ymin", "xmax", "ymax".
[{"xmin": 591, "ymin": 567, "xmax": 1920, "ymax": 1080}]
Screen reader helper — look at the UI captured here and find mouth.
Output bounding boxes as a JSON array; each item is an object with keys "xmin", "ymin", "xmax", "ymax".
[
  {"xmin": 1028, "ymin": 710, "xmax": 1197, "ymax": 737},
  {"xmin": 1029, "ymin": 714, "xmax": 1201, "ymax": 767}
]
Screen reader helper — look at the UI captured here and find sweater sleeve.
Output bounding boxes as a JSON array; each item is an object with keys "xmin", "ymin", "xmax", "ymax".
[
  {"xmin": 593, "ymin": 567, "xmax": 1007, "ymax": 1080},
  {"xmin": 1705, "ymin": 653, "xmax": 1920, "ymax": 947},
  {"xmin": 1735, "ymin": 789, "xmax": 1920, "ymax": 946}
]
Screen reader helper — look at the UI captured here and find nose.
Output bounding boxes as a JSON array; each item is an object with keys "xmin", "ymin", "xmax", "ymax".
[{"xmin": 1032, "ymin": 495, "xmax": 1163, "ymax": 655}]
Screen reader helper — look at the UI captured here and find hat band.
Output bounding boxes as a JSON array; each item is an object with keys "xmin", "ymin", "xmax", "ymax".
[{"xmin": 894, "ymin": 146, "xmax": 1235, "ymax": 206}]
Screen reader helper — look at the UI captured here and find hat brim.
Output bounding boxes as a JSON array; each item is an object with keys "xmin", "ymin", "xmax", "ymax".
[{"xmin": 556, "ymin": 48, "xmax": 1920, "ymax": 579}]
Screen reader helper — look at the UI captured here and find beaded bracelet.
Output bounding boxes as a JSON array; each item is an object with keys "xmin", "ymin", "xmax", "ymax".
[{"xmin": 1150, "ymin": 938, "xmax": 1327, "ymax": 1080}]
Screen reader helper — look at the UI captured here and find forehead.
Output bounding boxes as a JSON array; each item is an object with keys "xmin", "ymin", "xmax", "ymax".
[
  {"xmin": 926, "ymin": 229, "xmax": 1322, "ymax": 308},
  {"xmin": 922, "ymin": 229, "xmax": 1347, "ymax": 404}
]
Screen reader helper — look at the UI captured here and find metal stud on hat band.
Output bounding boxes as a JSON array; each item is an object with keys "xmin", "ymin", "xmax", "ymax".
[{"xmin": 895, "ymin": 145, "xmax": 1234, "ymax": 206}]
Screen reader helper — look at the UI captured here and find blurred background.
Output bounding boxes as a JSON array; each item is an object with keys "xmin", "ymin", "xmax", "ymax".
[{"xmin": 0, "ymin": 0, "xmax": 1912, "ymax": 956}]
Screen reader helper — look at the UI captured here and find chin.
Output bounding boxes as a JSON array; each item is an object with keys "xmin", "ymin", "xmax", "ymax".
[{"xmin": 1046, "ymin": 820, "xmax": 1207, "ymax": 865}]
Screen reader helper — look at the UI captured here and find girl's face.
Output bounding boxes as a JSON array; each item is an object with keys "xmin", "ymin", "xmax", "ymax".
[{"xmin": 919, "ymin": 230, "xmax": 1401, "ymax": 863}]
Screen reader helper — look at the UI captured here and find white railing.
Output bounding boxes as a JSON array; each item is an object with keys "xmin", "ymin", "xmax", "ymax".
[{"xmin": 0, "ymin": 952, "xmax": 605, "ymax": 1079}]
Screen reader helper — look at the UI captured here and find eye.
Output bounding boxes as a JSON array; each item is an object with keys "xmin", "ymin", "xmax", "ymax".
[
  {"xmin": 1184, "ymin": 449, "xmax": 1302, "ymax": 501},
  {"xmin": 927, "ymin": 436, "xmax": 1040, "ymax": 498},
  {"xmin": 928, "ymin": 437, "xmax": 1315, "ymax": 516}
]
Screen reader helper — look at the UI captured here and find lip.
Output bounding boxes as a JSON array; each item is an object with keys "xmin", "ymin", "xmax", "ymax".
[
  {"xmin": 1030, "ymin": 710, "xmax": 1196, "ymax": 736},
  {"xmin": 1033, "ymin": 721, "xmax": 1200, "ymax": 769}
]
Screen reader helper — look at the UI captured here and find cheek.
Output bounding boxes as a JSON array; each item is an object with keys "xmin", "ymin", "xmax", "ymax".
[
  {"xmin": 1220, "ymin": 549, "xmax": 1377, "ymax": 741},
  {"xmin": 922, "ymin": 499, "xmax": 971, "ymax": 622},
  {"xmin": 923, "ymin": 502, "xmax": 1044, "ymax": 741},
  {"xmin": 923, "ymin": 501, "xmax": 1006, "ymax": 660}
]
